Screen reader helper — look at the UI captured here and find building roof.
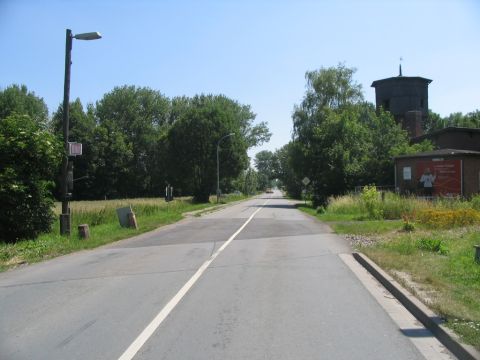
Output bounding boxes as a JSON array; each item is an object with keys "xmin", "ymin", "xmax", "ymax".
[
  {"xmin": 371, "ymin": 76, "xmax": 432, "ymax": 88},
  {"xmin": 394, "ymin": 148, "xmax": 480, "ymax": 160},
  {"xmin": 412, "ymin": 126, "xmax": 480, "ymax": 142}
]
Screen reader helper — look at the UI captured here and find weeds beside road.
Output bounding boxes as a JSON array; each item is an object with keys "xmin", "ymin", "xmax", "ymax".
[
  {"xmin": 298, "ymin": 190, "xmax": 480, "ymax": 350},
  {"xmin": 0, "ymin": 194, "xmax": 249, "ymax": 273}
]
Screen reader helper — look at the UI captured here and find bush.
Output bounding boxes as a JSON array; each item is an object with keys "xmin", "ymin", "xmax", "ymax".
[
  {"xmin": 417, "ymin": 237, "xmax": 449, "ymax": 255},
  {"xmin": 361, "ymin": 185, "xmax": 383, "ymax": 220},
  {"xmin": 471, "ymin": 194, "xmax": 480, "ymax": 211},
  {"xmin": 0, "ymin": 114, "xmax": 62, "ymax": 242},
  {"xmin": 417, "ymin": 208, "xmax": 480, "ymax": 229},
  {"xmin": 402, "ymin": 213, "xmax": 415, "ymax": 232},
  {"xmin": 316, "ymin": 205, "xmax": 325, "ymax": 214}
]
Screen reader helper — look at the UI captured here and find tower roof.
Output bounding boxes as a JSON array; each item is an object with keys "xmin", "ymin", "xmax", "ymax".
[{"xmin": 371, "ymin": 76, "xmax": 432, "ymax": 88}]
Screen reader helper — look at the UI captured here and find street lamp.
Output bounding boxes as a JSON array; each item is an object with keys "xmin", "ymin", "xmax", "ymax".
[
  {"xmin": 60, "ymin": 29, "xmax": 102, "ymax": 235},
  {"xmin": 216, "ymin": 133, "xmax": 235, "ymax": 203}
]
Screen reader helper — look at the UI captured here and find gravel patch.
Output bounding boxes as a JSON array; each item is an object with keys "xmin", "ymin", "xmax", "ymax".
[{"xmin": 343, "ymin": 234, "xmax": 377, "ymax": 247}]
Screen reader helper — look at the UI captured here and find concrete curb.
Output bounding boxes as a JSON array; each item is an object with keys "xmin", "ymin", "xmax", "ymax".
[{"xmin": 353, "ymin": 252, "xmax": 480, "ymax": 360}]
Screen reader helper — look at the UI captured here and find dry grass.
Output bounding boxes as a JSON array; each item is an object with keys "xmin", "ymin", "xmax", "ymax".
[{"xmin": 53, "ymin": 196, "xmax": 192, "ymax": 215}]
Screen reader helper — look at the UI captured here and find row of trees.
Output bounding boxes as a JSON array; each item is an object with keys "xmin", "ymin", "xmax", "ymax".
[
  {"xmin": 0, "ymin": 84, "xmax": 270, "ymax": 241},
  {"xmin": 50, "ymin": 87, "xmax": 270, "ymax": 202},
  {"xmin": 424, "ymin": 110, "xmax": 480, "ymax": 133}
]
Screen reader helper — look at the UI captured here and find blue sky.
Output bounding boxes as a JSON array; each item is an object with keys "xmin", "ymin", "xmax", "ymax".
[{"xmin": 1, "ymin": 0, "xmax": 479, "ymax": 159}]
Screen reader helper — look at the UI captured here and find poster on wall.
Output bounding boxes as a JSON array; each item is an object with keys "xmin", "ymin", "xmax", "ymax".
[{"xmin": 416, "ymin": 159, "xmax": 462, "ymax": 197}]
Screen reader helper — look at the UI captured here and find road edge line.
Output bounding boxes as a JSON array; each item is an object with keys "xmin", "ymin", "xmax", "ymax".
[
  {"xmin": 117, "ymin": 199, "xmax": 269, "ymax": 360},
  {"xmin": 353, "ymin": 252, "xmax": 480, "ymax": 360}
]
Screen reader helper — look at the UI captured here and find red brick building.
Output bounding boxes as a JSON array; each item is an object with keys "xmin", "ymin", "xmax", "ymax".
[{"xmin": 394, "ymin": 149, "xmax": 480, "ymax": 197}]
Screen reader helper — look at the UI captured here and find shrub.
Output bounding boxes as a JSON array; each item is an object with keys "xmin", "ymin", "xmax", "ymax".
[
  {"xmin": 417, "ymin": 208, "xmax": 480, "ymax": 229},
  {"xmin": 361, "ymin": 185, "xmax": 383, "ymax": 220},
  {"xmin": 471, "ymin": 194, "xmax": 480, "ymax": 211},
  {"xmin": 316, "ymin": 205, "xmax": 325, "ymax": 214},
  {"xmin": 0, "ymin": 114, "xmax": 62, "ymax": 242},
  {"xmin": 402, "ymin": 213, "xmax": 415, "ymax": 232},
  {"xmin": 417, "ymin": 237, "xmax": 449, "ymax": 255}
]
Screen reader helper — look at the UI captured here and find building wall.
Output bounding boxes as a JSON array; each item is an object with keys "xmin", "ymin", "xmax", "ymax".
[
  {"xmin": 395, "ymin": 156, "xmax": 480, "ymax": 197},
  {"xmin": 395, "ymin": 158, "xmax": 420, "ymax": 195},
  {"xmin": 423, "ymin": 130, "xmax": 480, "ymax": 152},
  {"xmin": 463, "ymin": 158, "xmax": 480, "ymax": 196}
]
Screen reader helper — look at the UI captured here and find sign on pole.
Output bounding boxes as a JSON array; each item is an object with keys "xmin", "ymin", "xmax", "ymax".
[
  {"xmin": 302, "ymin": 177, "xmax": 310, "ymax": 186},
  {"xmin": 68, "ymin": 142, "xmax": 82, "ymax": 156}
]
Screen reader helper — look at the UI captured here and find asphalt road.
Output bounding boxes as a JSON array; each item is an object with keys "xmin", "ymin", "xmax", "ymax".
[{"xmin": 0, "ymin": 191, "xmax": 453, "ymax": 359}]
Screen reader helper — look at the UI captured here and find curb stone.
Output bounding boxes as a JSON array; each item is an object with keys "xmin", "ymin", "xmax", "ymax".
[{"xmin": 353, "ymin": 252, "xmax": 480, "ymax": 360}]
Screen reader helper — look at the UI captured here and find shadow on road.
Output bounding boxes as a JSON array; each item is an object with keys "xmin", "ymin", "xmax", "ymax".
[
  {"xmin": 250, "ymin": 204, "xmax": 297, "ymax": 209},
  {"xmin": 256, "ymin": 196, "xmax": 285, "ymax": 200},
  {"xmin": 399, "ymin": 328, "xmax": 434, "ymax": 338}
]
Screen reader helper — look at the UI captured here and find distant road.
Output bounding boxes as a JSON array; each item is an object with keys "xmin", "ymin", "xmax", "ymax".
[{"xmin": 0, "ymin": 191, "xmax": 454, "ymax": 359}]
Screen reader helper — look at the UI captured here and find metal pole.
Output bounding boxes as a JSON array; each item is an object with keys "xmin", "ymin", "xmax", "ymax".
[
  {"xmin": 216, "ymin": 143, "xmax": 220, "ymax": 203},
  {"xmin": 60, "ymin": 29, "xmax": 72, "ymax": 235}
]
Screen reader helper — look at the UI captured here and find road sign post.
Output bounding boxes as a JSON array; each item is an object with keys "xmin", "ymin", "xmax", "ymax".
[{"xmin": 302, "ymin": 177, "xmax": 310, "ymax": 205}]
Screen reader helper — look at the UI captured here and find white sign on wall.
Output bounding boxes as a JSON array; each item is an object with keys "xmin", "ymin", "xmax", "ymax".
[
  {"xmin": 403, "ymin": 167, "xmax": 411, "ymax": 180},
  {"xmin": 68, "ymin": 142, "xmax": 82, "ymax": 156}
]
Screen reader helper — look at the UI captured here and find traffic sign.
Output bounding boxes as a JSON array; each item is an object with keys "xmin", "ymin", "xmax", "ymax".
[
  {"xmin": 68, "ymin": 142, "xmax": 82, "ymax": 156},
  {"xmin": 302, "ymin": 177, "xmax": 310, "ymax": 186}
]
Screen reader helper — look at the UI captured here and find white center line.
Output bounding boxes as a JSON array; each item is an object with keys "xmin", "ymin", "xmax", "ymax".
[{"xmin": 117, "ymin": 199, "xmax": 269, "ymax": 360}]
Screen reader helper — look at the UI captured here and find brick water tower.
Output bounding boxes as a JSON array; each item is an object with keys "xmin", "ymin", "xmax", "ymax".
[{"xmin": 371, "ymin": 65, "xmax": 432, "ymax": 138}]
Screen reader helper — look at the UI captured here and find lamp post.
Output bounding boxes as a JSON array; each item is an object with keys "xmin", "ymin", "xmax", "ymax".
[
  {"xmin": 60, "ymin": 29, "xmax": 101, "ymax": 235},
  {"xmin": 216, "ymin": 133, "xmax": 234, "ymax": 203}
]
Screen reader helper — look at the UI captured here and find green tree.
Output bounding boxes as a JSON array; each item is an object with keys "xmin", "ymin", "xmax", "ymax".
[
  {"xmin": 423, "ymin": 110, "xmax": 444, "ymax": 133},
  {"xmin": 291, "ymin": 64, "xmax": 431, "ymax": 205},
  {"xmin": 359, "ymin": 105, "xmax": 425, "ymax": 186},
  {"xmin": 95, "ymin": 86, "xmax": 171, "ymax": 197},
  {"xmin": 0, "ymin": 114, "xmax": 62, "ymax": 242},
  {"xmin": 51, "ymin": 99, "xmax": 98, "ymax": 199},
  {"xmin": 254, "ymin": 150, "xmax": 275, "ymax": 190},
  {"xmin": 0, "ymin": 84, "xmax": 49, "ymax": 126},
  {"xmin": 274, "ymin": 143, "xmax": 303, "ymax": 198},
  {"xmin": 232, "ymin": 168, "xmax": 259, "ymax": 195},
  {"xmin": 167, "ymin": 94, "xmax": 270, "ymax": 202},
  {"xmin": 90, "ymin": 118, "xmax": 134, "ymax": 199},
  {"xmin": 423, "ymin": 109, "xmax": 480, "ymax": 133}
]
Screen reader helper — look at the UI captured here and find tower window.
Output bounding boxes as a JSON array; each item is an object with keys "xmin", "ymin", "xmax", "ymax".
[{"xmin": 420, "ymin": 98, "xmax": 425, "ymax": 109}]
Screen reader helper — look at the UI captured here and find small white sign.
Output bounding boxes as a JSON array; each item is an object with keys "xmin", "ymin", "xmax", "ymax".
[
  {"xmin": 403, "ymin": 167, "xmax": 411, "ymax": 180},
  {"xmin": 68, "ymin": 142, "xmax": 82, "ymax": 156},
  {"xmin": 302, "ymin": 177, "xmax": 310, "ymax": 186}
]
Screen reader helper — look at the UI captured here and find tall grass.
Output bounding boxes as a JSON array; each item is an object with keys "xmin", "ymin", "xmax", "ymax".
[
  {"xmin": 325, "ymin": 190, "xmax": 480, "ymax": 221},
  {"xmin": 326, "ymin": 194, "xmax": 363, "ymax": 215},
  {"xmin": 53, "ymin": 195, "xmax": 247, "ymax": 230}
]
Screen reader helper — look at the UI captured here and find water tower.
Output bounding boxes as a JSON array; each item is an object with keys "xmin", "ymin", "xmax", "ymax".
[{"xmin": 371, "ymin": 64, "xmax": 432, "ymax": 138}]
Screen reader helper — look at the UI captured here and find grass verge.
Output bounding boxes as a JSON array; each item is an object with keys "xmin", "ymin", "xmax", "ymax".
[
  {"xmin": 297, "ymin": 202, "xmax": 480, "ymax": 350},
  {"xmin": 0, "ymin": 194, "xmax": 250, "ymax": 272}
]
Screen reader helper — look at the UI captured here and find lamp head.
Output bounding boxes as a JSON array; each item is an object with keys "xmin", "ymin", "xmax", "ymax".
[{"xmin": 74, "ymin": 32, "xmax": 102, "ymax": 40}]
